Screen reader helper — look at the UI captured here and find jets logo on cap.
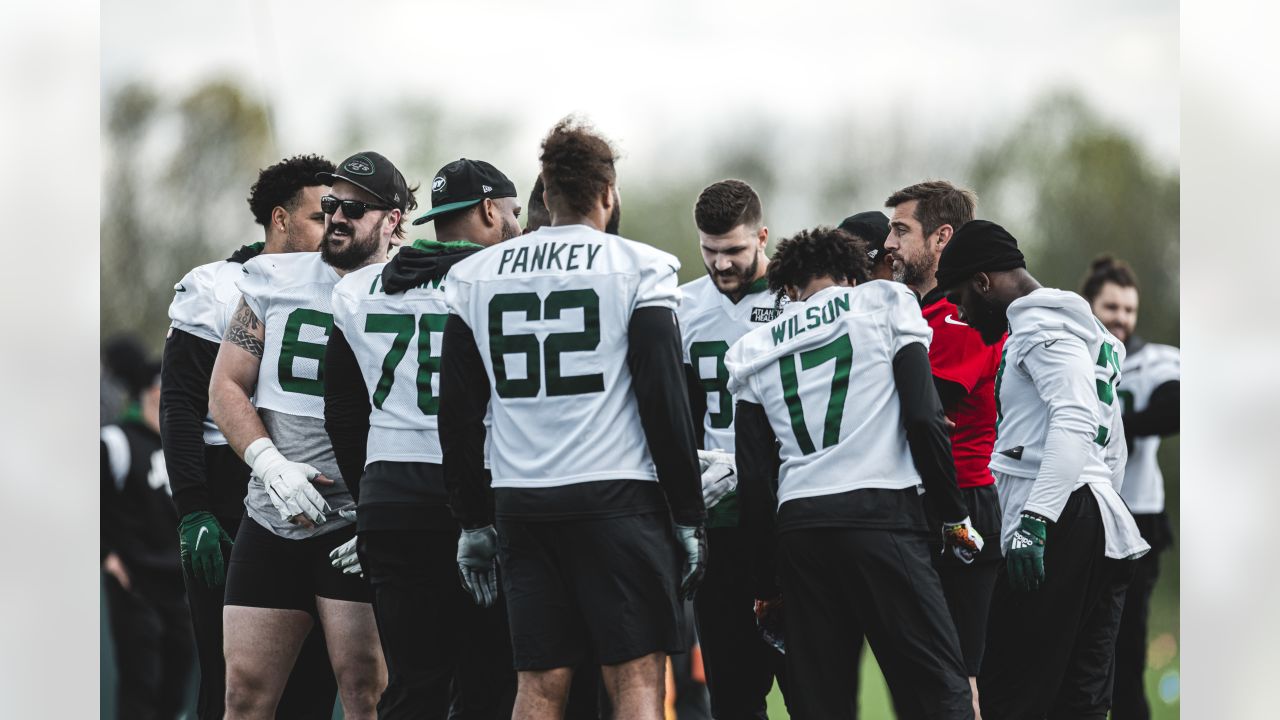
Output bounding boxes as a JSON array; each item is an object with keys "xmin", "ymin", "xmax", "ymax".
[
  {"xmin": 432, "ymin": 176, "xmax": 446, "ymax": 192},
  {"xmin": 345, "ymin": 156, "xmax": 375, "ymax": 175}
]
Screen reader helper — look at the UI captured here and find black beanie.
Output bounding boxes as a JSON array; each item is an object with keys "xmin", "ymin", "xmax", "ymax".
[{"xmin": 935, "ymin": 220, "xmax": 1026, "ymax": 289}]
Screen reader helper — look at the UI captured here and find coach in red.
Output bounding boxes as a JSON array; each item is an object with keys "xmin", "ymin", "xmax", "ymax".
[{"xmin": 885, "ymin": 181, "xmax": 1005, "ymax": 719}]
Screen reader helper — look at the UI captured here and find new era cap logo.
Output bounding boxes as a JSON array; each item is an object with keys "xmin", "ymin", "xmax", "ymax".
[
  {"xmin": 432, "ymin": 176, "xmax": 446, "ymax": 192},
  {"xmin": 345, "ymin": 156, "xmax": 375, "ymax": 175},
  {"xmin": 868, "ymin": 248, "xmax": 879, "ymax": 259},
  {"xmin": 482, "ymin": 185, "xmax": 493, "ymax": 193}
]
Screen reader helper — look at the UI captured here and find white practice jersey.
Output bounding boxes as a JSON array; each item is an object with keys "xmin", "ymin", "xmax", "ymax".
[
  {"xmin": 990, "ymin": 288, "xmax": 1147, "ymax": 560},
  {"xmin": 989, "ymin": 288, "xmax": 1125, "ymax": 483},
  {"xmin": 444, "ymin": 224, "xmax": 679, "ymax": 488},
  {"xmin": 1117, "ymin": 341, "xmax": 1180, "ymax": 514},
  {"xmin": 169, "ymin": 258, "xmax": 245, "ymax": 445},
  {"xmin": 678, "ymin": 275, "xmax": 781, "ymax": 454},
  {"xmin": 237, "ymin": 252, "xmax": 341, "ymax": 420},
  {"xmin": 725, "ymin": 281, "xmax": 930, "ymax": 509},
  {"xmin": 331, "ymin": 262, "xmax": 448, "ymax": 465}
]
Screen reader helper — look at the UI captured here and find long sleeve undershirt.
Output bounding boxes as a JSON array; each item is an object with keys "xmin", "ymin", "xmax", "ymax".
[
  {"xmin": 159, "ymin": 328, "xmax": 219, "ymax": 517},
  {"xmin": 323, "ymin": 327, "xmax": 372, "ymax": 502}
]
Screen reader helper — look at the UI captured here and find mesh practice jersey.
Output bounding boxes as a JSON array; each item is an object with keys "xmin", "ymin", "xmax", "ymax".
[
  {"xmin": 168, "ymin": 259, "xmax": 243, "ymax": 445},
  {"xmin": 1117, "ymin": 341, "xmax": 1180, "ymax": 513},
  {"xmin": 988, "ymin": 288, "xmax": 1125, "ymax": 484},
  {"xmin": 330, "ymin": 261, "xmax": 448, "ymax": 465},
  {"xmin": 725, "ymin": 281, "xmax": 931, "ymax": 508},
  {"xmin": 678, "ymin": 275, "xmax": 781, "ymax": 454},
  {"xmin": 443, "ymin": 224, "xmax": 679, "ymax": 488}
]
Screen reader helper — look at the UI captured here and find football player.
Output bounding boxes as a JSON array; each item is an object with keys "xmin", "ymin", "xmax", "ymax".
[
  {"xmin": 210, "ymin": 151, "xmax": 416, "ymax": 719},
  {"xmin": 102, "ymin": 341, "xmax": 194, "ymax": 720},
  {"xmin": 838, "ymin": 210, "xmax": 895, "ymax": 282},
  {"xmin": 323, "ymin": 158, "xmax": 522, "ymax": 718},
  {"xmin": 884, "ymin": 181, "xmax": 1002, "ymax": 716},
  {"xmin": 935, "ymin": 221, "xmax": 1149, "ymax": 718},
  {"xmin": 161, "ymin": 154, "xmax": 339, "ymax": 719},
  {"xmin": 1081, "ymin": 255, "xmax": 1179, "ymax": 720},
  {"xmin": 439, "ymin": 117, "xmax": 706, "ymax": 719},
  {"xmin": 677, "ymin": 179, "xmax": 790, "ymax": 718},
  {"xmin": 729, "ymin": 226, "xmax": 975, "ymax": 719}
]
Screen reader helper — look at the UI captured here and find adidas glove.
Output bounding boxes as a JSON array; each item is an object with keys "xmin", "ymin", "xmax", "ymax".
[
  {"xmin": 244, "ymin": 437, "xmax": 332, "ymax": 526},
  {"xmin": 178, "ymin": 511, "xmax": 233, "ymax": 588},
  {"xmin": 1007, "ymin": 512, "xmax": 1048, "ymax": 592},
  {"xmin": 457, "ymin": 525, "xmax": 500, "ymax": 608},
  {"xmin": 941, "ymin": 516, "xmax": 986, "ymax": 564}
]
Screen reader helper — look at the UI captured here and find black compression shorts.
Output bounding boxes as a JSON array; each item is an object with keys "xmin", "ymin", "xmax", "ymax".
[
  {"xmin": 496, "ymin": 511, "xmax": 690, "ymax": 671},
  {"xmin": 225, "ymin": 516, "xmax": 371, "ymax": 612}
]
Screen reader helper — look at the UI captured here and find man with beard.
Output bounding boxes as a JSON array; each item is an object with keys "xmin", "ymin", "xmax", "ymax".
[
  {"xmin": 162, "ymin": 153, "xmax": 339, "ymax": 719},
  {"xmin": 936, "ymin": 221, "xmax": 1148, "ymax": 719},
  {"xmin": 1080, "ymin": 256, "xmax": 1179, "ymax": 720},
  {"xmin": 884, "ymin": 181, "xmax": 1001, "ymax": 716},
  {"xmin": 321, "ymin": 158, "xmax": 522, "ymax": 718},
  {"xmin": 439, "ymin": 117, "xmax": 706, "ymax": 720},
  {"xmin": 676, "ymin": 179, "xmax": 790, "ymax": 719},
  {"xmin": 838, "ymin": 210, "xmax": 894, "ymax": 282},
  {"xmin": 210, "ymin": 151, "xmax": 416, "ymax": 719},
  {"xmin": 728, "ymin": 227, "xmax": 976, "ymax": 719}
]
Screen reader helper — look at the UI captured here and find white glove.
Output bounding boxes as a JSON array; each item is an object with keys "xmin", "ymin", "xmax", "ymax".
[
  {"xmin": 328, "ymin": 507, "xmax": 361, "ymax": 575},
  {"xmin": 244, "ymin": 437, "xmax": 330, "ymax": 525},
  {"xmin": 697, "ymin": 449, "xmax": 735, "ymax": 474},
  {"xmin": 702, "ymin": 464, "xmax": 737, "ymax": 508}
]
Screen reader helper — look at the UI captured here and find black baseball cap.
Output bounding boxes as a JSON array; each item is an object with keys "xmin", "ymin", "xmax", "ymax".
[
  {"xmin": 317, "ymin": 151, "xmax": 411, "ymax": 211},
  {"xmin": 838, "ymin": 211, "xmax": 891, "ymax": 262},
  {"xmin": 413, "ymin": 158, "xmax": 518, "ymax": 225}
]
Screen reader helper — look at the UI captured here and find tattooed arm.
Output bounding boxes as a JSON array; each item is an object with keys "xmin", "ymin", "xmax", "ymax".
[{"xmin": 209, "ymin": 297, "xmax": 271, "ymax": 458}]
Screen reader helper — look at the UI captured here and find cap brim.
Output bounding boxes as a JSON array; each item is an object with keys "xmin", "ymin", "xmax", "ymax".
[
  {"xmin": 317, "ymin": 172, "xmax": 394, "ymax": 208},
  {"xmin": 412, "ymin": 198, "xmax": 483, "ymax": 225}
]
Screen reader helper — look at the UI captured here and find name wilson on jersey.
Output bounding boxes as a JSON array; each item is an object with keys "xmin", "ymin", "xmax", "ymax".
[{"xmin": 771, "ymin": 293, "xmax": 851, "ymax": 346}]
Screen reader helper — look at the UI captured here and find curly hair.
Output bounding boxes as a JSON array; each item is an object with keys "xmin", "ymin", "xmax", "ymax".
[
  {"xmin": 1080, "ymin": 254, "xmax": 1138, "ymax": 302},
  {"xmin": 884, "ymin": 180, "xmax": 977, "ymax": 240},
  {"xmin": 247, "ymin": 154, "xmax": 336, "ymax": 227},
  {"xmin": 525, "ymin": 174, "xmax": 551, "ymax": 232},
  {"xmin": 694, "ymin": 179, "xmax": 763, "ymax": 235},
  {"xmin": 539, "ymin": 116, "xmax": 618, "ymax": 219},
  {"xmin": 767, "ymin": 227, "xmax": 871, "ymax": 299}
]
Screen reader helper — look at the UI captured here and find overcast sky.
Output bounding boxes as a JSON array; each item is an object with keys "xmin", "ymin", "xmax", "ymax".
[{"xmin": 103, "ymin": 0, "xmax": 1179, "ymax": 170}]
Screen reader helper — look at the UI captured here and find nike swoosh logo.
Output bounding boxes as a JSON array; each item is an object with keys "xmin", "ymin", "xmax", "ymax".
[
  {"xmin": 944, "ymin": 315, "xmax": 968, "ymax": 326},
  {"xmin": 174, "ymin": 284, "xmax": 187, "ymax": 292},
  {"xmin": 195, "ymin": 526, "xmax": 209, "ymax": 550},
  {"xmin": 1044, "ymin": 339, "xmax": 1059, "ymax": 348}
]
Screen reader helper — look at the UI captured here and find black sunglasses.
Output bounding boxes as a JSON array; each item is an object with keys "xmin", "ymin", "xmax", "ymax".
[{"xmin": 321, "ymin": 195, "xmax": 391, "ymax": 219}]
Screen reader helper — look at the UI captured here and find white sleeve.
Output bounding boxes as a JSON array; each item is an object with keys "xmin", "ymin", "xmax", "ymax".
[
  {"xmin": 724, "ymin": 336, "xmax": 760, "ymax": 404},
  {"xmin": 442, "ymin": 276, "xmax": 473, "ymax": 328},
  {"xmin": 168, "ymin": 265, "xmax": 222, "ymax": 343},
  {"xmin": 885, "ymin": 285, "xmax": 932, "ymax": 354},
  {"xmin": 1021, "ymin": 336, "xmax": 1101, "ymax": 522},
  {"xmin": 635, "ymin": 253, "xmax": 681, "ymax": 311},
  {"xmin": 100, "ymin": 426, "xmax": 130, "ymax": 492},
  {"xmin": 234, "ymin": 257, "xmax": 272, "ymax": 321},
  {"xmin": 329, "ymin": 284, "xmax": 357, "ymax": 334}
]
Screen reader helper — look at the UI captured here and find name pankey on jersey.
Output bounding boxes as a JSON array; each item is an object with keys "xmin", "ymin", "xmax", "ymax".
[
  {"xmin": 169, "ymin": 258, "xmax": 246, "ymax": 446},
  {"xmin": 725, "ymin": 281, "xmax": 931, "ymax": 508},
  {"xmin": 1117, "ymin": 342, "xmax": 1179, "ymax": 513},
  {"xmin": 677, "ymin": 275, "xmax": 781, "ymax": 454},
  {"xmin": 331, "ymin": 262, "xmax": 448, "ymax": 464},
  {"xmin": 989, "ymin": 288, "xmax": 1125, "ymax": 483},
  {"xmin": 444, "ymin": 224, "xmax": 679, "ymax": 487}
]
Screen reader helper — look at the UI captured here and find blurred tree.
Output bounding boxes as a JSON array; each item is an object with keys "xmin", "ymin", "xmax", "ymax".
[
  {"xmin": 970, "ymin": 91, "xmax": 1180, "ymax": 345},
  {"xmin": 101, "ymin": 79, "xmax": 274, "ymax": 353}
]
